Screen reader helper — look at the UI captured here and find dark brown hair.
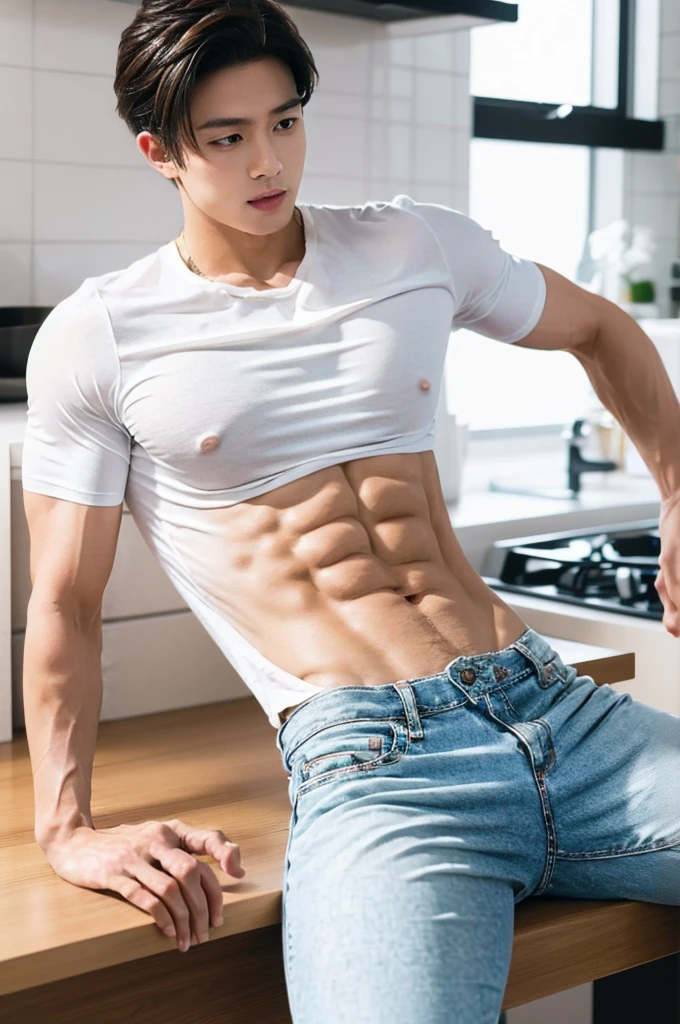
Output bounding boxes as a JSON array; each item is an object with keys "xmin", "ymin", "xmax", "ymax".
[{"xmin": 114, "ymin": 0, "xmax": 319, "ymax": 188}]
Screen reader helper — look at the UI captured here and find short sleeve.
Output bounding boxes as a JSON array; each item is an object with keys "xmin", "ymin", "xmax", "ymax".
[
  {"xmin": 22, "ymin": 281, "xmax": 132, "ymax": 507},
  {"xmin": 392, "ymin": 194, "xmax": 547, "ymax": 343}
]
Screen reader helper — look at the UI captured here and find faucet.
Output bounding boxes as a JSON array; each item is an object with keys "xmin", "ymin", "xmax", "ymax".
[{"xmin": 563, "ymin": 418, "xmax": 618, "ymax": 494}]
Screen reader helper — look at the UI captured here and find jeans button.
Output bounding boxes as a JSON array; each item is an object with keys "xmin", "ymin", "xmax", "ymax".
[{"xmin": 461, "ymin": 668, "xmax": 477, "ymax": 684}]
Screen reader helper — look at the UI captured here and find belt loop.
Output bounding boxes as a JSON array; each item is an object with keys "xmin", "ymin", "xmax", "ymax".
[
  {"xmin": 393, "ymin": 682, "xmax": 424, "ymax": 740},
  {"xmin": 511, "ymin": 638, "xmax": 550, "ymax": 687}
]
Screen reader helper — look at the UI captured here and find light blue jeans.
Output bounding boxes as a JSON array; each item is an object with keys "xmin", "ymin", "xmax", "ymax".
[{"xmin": 275, "ymin": 626, "xmax": 680, "ymax": 1023}]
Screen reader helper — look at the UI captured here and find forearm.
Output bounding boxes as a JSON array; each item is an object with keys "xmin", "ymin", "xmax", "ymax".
[
  {"xmin": 578, "ymin": 303, "xmax": 680, "ymax": 503},
  {"xmin": 23, "ymin": 603, "xmax": 102, "ymax": 848}
]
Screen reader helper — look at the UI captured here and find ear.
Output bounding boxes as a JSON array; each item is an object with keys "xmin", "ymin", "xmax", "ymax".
[{"xmin": 136, "ymin": 131, "xmax": 178, "ymax": 182}]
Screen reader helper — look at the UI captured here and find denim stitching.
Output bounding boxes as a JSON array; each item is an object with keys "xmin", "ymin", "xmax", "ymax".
[
  {"xmin": 446, "ymin": 665, "xmax": 536, "ymax": 701},
  {"xmin": 295, "ymin": 722, "xmax": 410, "ymax": 799},
  {"xmin": 556, "ymin": 834, "xmax": 680, "ymax": 859},
  {"xmin": 496, "ymin": 686, "xmax": 521, "ymax": 721},
  {"xmin": 416, "ymin": 696, "xmax": 472, "ymax": 714},
  {"xmin": 301, "ymin": 722, "xmax": 397, "ymax": 776},
  {"xmin": 536, "ymin": 718, "xmax": 556, "ymax": 774},
  {"xmin": 284, "ymin": 698, "xmax": 469, "ymax": 764},
  {"xmin": 510, "ymin": 639, "xmax": 549, "ymax": 684},
  {"xmin": 531, "ymin": 719, "xmax": 558, "ymax": 891},
  {"xmin": 532, "ymin": 769, "xmax": 558, "ymax": 895},
  {"xmin": 282, "ymin": 797, "xmax": 299, "ymax": 1016},
  {"xmin": 493, "ymin": 665, "xmax": 535, "ymax": 689},
  {"xmin": 482, "ymin": 694, "xmax": 558, "ymax": 896},
  {"xmin": 286, "ymin": 715, "xmax": 400, "ymax": 761}
]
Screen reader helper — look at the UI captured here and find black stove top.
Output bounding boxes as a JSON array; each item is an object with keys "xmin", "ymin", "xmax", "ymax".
[{"xmin": 481, "ymin": 517, "xmax": 663, "ymax": 620}]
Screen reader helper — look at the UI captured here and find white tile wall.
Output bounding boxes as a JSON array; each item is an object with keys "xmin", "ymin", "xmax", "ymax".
[
  {"xmin": 33, "ymin": 0, "xmax": 134, "ymax": 74},
  {"xmin": 0, "ymin": 0, "xmax": 32, "ymax": 67},
  {"xmin": 0, "ymin": 0, "xmax": 471, "ymax": 307},
  {"xmin": 622, "ymin": 0, "xmax": 680, "ymax": 315},
  {"xmin": 0, "ymin": 244, "xmax": 31, "ymax": 304},
  {"xmin": 0, "ymin": 161, "xmax": 32, "ymax": 241},
  {"xmin": 0, "ymin": 66, "xmax": 32, "ymax": 161}
]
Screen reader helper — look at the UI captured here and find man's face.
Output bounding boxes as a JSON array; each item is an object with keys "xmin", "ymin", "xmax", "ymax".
[{"xmin": 145, "ymin": 56, "xmax": 306, "ymax": 232}]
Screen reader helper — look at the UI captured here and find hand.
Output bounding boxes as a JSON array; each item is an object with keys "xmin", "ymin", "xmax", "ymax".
[
  {"xmin": 41, "ymin": 819, "xmax": 246, "ymax": 953},
  {"xmin": 655, "ymin": 493, "xmax": 680, "ymax": 637}
]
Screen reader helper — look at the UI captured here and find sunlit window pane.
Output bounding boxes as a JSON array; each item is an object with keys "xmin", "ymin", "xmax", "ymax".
[
  {"xmin": 445, "ymin": 139, "xmax": 593, "ymax": 431},
  {"xmin": 469, "ymin": 139, "xmax": 590, "ymax": 279},
  {"xmin": 470, "ymin": 0, "xmax": 594, "ymax": 106}
]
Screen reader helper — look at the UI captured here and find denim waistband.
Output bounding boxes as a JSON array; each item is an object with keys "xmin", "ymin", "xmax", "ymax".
[{"xmin": 276, "ymin": 627, "xmax": 571, "ymax": 762}]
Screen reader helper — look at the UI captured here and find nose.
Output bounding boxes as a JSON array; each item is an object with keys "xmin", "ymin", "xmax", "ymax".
[{"xmin": 248, "ymin": 135, "xmax": 283, "ymax": 179}]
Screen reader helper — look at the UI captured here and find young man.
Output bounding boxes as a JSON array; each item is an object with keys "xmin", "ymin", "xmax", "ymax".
[{"xmin": 21, "ymin": 0, "xmax": 680, "ymax": 1020}]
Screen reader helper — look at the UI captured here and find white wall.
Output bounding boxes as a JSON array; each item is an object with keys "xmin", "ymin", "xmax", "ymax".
[
  {"xmin": 622, "ymin": 0, "xmax": 680, "ymax": 315},
  {"xmin": 0, "ymin": 0, "xmax": 471, "ymax": 308}
]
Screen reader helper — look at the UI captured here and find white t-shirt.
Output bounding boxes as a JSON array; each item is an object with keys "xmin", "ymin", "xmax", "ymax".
[{"xmin": 22, "ymin": 194, "xmax": 547, "ymax": 728}]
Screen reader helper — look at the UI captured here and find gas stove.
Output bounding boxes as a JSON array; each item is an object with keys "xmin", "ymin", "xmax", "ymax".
[
  {"xmin": 480, "ymin": 517, "xmax": 680, "ymax": 717},
  {"xmin": 481, "ymin": 517, "xmax": 662, "ymax": 620}
]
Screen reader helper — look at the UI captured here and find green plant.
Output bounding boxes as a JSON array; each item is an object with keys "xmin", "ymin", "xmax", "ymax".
[{"xmin": 627, "ymin": 279, "xmax": 656, "ymax": 303}]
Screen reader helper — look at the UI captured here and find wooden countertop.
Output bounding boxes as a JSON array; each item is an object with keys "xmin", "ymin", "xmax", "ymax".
[{"xmin": 0, "ymin": 636, "xmax": 636, "ymax": 996}]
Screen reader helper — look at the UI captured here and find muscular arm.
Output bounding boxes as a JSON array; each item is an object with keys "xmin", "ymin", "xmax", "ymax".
[
  {"xmin": 23, "ymin": 493, "xmax": 123, "ymax": 845},
  {"xmin": 515, "ymin": 264, "xmax": 680, "ymax": 503},
  {"xmin": 514, "ymin": 264, "xmax": 680, "ymax": 636}
]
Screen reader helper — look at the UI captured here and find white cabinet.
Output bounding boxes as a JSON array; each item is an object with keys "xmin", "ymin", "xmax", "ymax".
[
  {"xmin": 12, "ymin": 610, "xmax": 249, "ymax": 729},
  {"xmin": 10, "ymin": 480, "xmax": 187, "ymax": 631},
  {"xmin": 0, "ymin": 442, "xmax": 11, "ymax": 742}
]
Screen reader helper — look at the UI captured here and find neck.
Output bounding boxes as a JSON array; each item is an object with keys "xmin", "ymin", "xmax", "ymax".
[{"xmin": 177, "ymin": 206, "xmax": 304, "ymax": 282}]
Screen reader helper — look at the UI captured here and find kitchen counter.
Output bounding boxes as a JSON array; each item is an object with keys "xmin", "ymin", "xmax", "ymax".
[
  {"xmin": 451, "ymin": 472, "xmax": 659, "ymax": 527},
  {"xmin": 0, "ymin": 636, "xmax": 634, "ymax": 1009}
]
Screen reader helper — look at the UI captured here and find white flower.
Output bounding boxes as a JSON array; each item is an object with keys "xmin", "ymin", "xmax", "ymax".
[{"xmin": 587, "ymin": 220, "xmax": 656, "ymax": 278}]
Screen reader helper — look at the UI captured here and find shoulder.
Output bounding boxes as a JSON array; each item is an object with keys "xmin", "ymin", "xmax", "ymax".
[
  {"xmin": 305, "ymin": 192, "xmax": 462, "ymax": 234},
  {"xmin": 26, "ymin": 276, "xmax": 121, "ymax": 394},
  {"xmin": 30, "ymin": 244, "xmax": 172, "ymax": 356},
  {"xmin": 303, "ymin": 193, "xmax": 457, "ymax": 271}
]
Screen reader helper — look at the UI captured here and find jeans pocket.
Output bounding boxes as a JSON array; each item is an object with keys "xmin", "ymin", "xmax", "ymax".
[{"xmin": 294, "ymin": 719, "xmax": 406, "ymax": 795}]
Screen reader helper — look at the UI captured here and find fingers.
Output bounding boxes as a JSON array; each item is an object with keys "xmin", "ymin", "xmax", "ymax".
[
  {"xmin": 163, "ymin": 820, "xmax": 245, "ymax": 879},
  {"xmin": 114, "ymin": 852, "xmax": 221, "ymax": 953},
  {"xmin": 115, "ymin": 868, "xmax": 183, "ymax": 942},
  {"xmin": 197, "ymin": 859, "xmax": 225, "ymax": 929},
  {"xmin": 149, "ymin": 846, "xmax": 217, "ymax": 950},
  {"xmin": 655, "ymin": 570, "xmax": 680, "ymax": 636},
  {"xmin": 131, "ymin": 856, "xmax": 193, "ymax": 950},
  {"xmin": 112, "ymin": 820, "xmax": 245, "ymax": 953}
]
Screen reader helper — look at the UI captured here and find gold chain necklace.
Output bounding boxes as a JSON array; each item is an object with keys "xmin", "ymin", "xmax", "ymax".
[
  {"xmin": 175, "ymin": 208, "xmax": 304, "ymax": 282},
  {"xmin": 177, "ymin": 229, "xmax": 207, "ymax": 277}
]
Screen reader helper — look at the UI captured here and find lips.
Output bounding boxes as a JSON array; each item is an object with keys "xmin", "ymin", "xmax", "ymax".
[{"xmin": 249, "ymin": 190, "xmax": 285, "ymax": 202}]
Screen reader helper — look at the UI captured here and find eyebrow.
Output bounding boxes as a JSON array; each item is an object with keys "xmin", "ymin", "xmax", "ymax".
[{"xmin": 195, "ymin": 96, "xmax": 303, "ymax": 131}]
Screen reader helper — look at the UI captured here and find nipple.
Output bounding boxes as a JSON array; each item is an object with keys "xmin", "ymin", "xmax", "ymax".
[
  {"xmin": 418, "ymin": 378, "xmax": 431, "ymax": 392},
  {"xmin": 198, "ymin": 433, "xmax": 221, "ymax": 453}
]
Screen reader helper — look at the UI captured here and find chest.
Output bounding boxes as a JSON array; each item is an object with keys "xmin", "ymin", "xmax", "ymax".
[{"xmin": 119, "ymin": 287, "xmax": 454, "ymax": 490}]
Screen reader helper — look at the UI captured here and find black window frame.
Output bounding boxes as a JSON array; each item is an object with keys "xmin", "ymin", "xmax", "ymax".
[{"xmin": 472, "ymin": 0, "xmax": 664, "ymax": 151}]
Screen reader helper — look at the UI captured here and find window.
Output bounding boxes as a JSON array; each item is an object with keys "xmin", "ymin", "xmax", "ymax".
[
  {"xmin": 447, "ymin": 139, "xmax": 593, "ymax": 431},
  {"xmin": 445, "ymin": 0, "xmax": 664, "ymax": 434},
  {"xmin": 470, "ymin": 0, "xmax": 595, "ymax": 108}
]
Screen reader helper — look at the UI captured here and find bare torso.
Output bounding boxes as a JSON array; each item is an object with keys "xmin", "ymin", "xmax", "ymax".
[
  {"xmin": 212, "ymin": 449, "xmax": 528, "ymax": 722},
  {"xmin": 176, "ymin": 227, "xmax": 528, "ymax": 723}
]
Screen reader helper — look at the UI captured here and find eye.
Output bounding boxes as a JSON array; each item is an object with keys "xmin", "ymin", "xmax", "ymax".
[{"xmin": 211, "ymin": 117, "xmax": 299, "ymax": 148}]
